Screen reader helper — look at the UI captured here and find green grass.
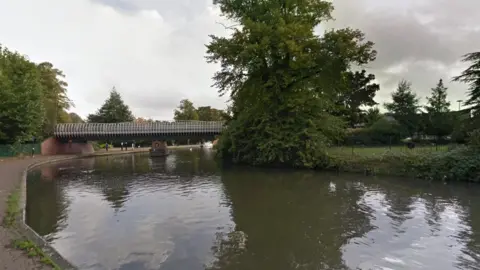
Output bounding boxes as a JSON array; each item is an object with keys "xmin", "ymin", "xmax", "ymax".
[
  {"xmin": 3, "ymin": 189, "xmax": 60, "ymax": 269},
  {"xmin": 328, "ymin": 145, "xmax": 449, "ymax": 157},
  {"xmin": 3, "ymin": 188, "xmax": 20, "ymax": 227},
  {"xmin": 13, "ymin": 239, "xmax": 61, "ymax": 270}
]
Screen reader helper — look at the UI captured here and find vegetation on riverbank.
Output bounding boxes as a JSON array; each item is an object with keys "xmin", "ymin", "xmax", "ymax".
[
  {"xmin": 2, "ymin": 188, "xmax": 20, "ymax": 227},
  {"xmin": 328, "ymin": 134, "xmax": 480, "ymax": 182},
  {"xmin": 207, "ymin": 0, "xmax": 480, "ymax": 180},
  {"xmin": 12, "ymin": 239, "xmax": 60, "ymax": 270},
  {"xmin": 2, "ymin": 187, "xmax": 60, "ymax": 269}
]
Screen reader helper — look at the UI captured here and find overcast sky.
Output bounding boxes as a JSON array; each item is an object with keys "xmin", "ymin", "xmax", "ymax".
[{"xmin": 0, "ymin": 0, "xmax": 478, "ymax": 119}]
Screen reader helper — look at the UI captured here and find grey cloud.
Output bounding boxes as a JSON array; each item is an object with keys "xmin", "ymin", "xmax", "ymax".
[
  {"xmin": 94, "ymin": 0, "xmax": 210, "ymax": 22},
  {"xmin": 94, "ymin": 0, "xmax": 479, "ymax": 113},
  {"xmin": 327, "ymin": 0, "xmax": 480, "ymax": 107}
]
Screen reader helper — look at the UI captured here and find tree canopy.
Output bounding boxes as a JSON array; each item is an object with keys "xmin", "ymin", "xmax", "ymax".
[
  {"xmin": 453, "ymin": 52, "xmax": 480, "ymax": 111},
  {"xmin": 424, "ymin": 79, "xmax": 452, "ymax": 139},
  {"xmin": 207, "ymin": 0, "xmax": 376, "ymax": 168},
  {"xmin": 0, "ymin": 45, "xmax": 45, "ymax": 143},
  {"xmin": 173, "ymin": 99, "xmax": 226, "ymax": 121},
  {"xmin": 0, "ymin": 45, "xmax": 82, "ymax": 144},
  {"xmin": 174, "ymin": 99, "xmax": 199, "ymax": 121},
  {"xmin": 332, "ymin": 70, "xmax": 380, "ymax": 127},
  {"xmin": 384, "ymin": 80, "xmax": 420, "ymax": 137},
  {"xmin": 87, "ymin": 87, "xmax": 134, "ymax": 123}
]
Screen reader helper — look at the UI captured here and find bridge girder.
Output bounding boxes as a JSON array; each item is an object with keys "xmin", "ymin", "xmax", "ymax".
[{"xmin": 54, "ymin": 121, "xmax": 225, "ymax": 141}]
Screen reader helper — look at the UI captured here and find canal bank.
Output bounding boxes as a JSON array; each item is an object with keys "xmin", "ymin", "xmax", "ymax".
[{"xmin": 0, "ymin": 148, "xmax": 159, "ymax": 270}]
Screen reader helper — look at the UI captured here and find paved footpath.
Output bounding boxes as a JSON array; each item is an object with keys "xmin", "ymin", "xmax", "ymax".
[
  {"xmin": 0, "ymin": 155, "xmax": 73, "ymax": 269},
  {"xmin": 0, "ymin": 147, "xmax": 192, "ymax": 269},
  {"xmin": 0, "ymin": 149, "xmax": 150, "ymax": 269}
]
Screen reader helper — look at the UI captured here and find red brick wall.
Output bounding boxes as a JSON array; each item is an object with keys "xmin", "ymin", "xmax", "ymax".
[{"xmin": 41, "ymin": 137, "xmax": 94, "ymax": 155}]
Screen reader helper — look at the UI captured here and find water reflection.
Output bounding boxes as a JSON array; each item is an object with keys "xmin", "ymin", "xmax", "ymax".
[{"xmin": 26, "ymin": 150, "xmax": 480, "ymax": 270}]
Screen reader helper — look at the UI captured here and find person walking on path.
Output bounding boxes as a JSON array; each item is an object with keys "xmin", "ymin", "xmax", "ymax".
[
  {"xmin": 121, "ymin": 142, "xmax": 124, "ymax": 151},
  {"xmin": 105, "ymin": 142, "xmax": 109, "ymax": 152}
]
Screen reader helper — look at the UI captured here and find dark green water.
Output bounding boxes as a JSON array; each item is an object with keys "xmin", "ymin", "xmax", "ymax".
[{"xmin": 26, "ymin": 149, "xmax": 480, "ymax": 270}]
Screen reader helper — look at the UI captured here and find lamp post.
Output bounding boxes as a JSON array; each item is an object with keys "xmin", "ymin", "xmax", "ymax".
[{"xmin": 457, "ymin": 100, "xmax": 463, "ymax": 111}]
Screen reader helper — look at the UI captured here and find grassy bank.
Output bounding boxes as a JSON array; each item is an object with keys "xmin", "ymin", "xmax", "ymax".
[
  {"xmin": 3, "ymin": 187, "xmax": 61, "ymax": 269},
  {"xmin": 12, "ymin": 239, "xmax": 60, "ymax": 269},
  {"xmin": 3, "ymin": 188, "xmax": 21, "ymax": 228},
  {"xmin": 327, "ymin": 144, "xmax": 480, "ymax": 182},
  {"xmin": 328, "ymin": 145, "xmax": 448, "ymax": 157}
]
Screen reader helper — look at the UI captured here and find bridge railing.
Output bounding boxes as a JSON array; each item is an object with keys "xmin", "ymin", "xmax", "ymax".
[{"xmin": 54, "ymin": 121, "xmax": 226, "ymax": 138}]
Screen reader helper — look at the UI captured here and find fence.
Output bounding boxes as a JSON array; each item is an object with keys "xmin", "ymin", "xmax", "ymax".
[
  {"xmin": 0, "ymin": 143, "xmax": 41, "ymax": 157},
  {"xmin": 327, "ymin": 144, "xmax": 450, "ymax": 157}
]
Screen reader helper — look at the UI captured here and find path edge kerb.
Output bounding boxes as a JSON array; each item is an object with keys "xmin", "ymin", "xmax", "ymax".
[
  {"xmin": 15, "ymin": 150, "xmax": 150, "ymax": 270},
  {"xmin": 17, "ymin": 156, "xmax": 79, "ymax": 270}
]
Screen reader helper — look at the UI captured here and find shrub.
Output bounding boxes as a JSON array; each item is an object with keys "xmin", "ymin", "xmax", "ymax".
[
  {"xmin": 343, "ymin": 118, "xmax": 405, "ymax": 146},
  {"xmin": 410, "ymin": 146, "xmax": 480, "ymax": 182}
]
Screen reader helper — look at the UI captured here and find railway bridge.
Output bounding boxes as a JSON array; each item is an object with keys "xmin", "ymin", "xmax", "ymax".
[{"xmin": 42, "ymin": 121, "xmax": 225, "ymax": 155}]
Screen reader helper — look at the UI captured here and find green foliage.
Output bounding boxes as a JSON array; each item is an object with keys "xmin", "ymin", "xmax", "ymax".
[
  {"xmin": 207, "ymin": 0, "xmax": 376, "ymax": 168},
  {"xmin": 68, "ymin": 112, "xmax": 84, "ymax": 123},
  {"xmin": 196, "ymin": 106, "xmax": 224, "ymax": 121},
  {"xmin": 87, "ymin": 87, "xmax": 134, "ymax": 123},
  {"xmin": 3, "ymin": 188, "xmax": 20, "ymax": 227},
  {"xmin": 453, "ymin": 52, "xmax": 480, "ymax": 112},
  {"xmin": 0, "ymin": 44, "xmax": 82, "ymax": 144},
  {"xmin": 174, "ymin": 99, "xmax": 199, "ymax": 120},
  {"xmin": 330, "ymin": 145, "xmax": 480, "ymax": 182},
  {"xmin": 424, "ymin": 79, "xmax": 453, "ymax": 139},
  {"xmin": 37, "ymin": 62, "xmax": 72, "ymax": 136},
  {"xmin": 173, "ymin": 99, "xmax": 226, "ymax": 121},
  {"xmin": 345, "ymin": 117, "xmax": 404, "ymax": 146},
  {"xmin": 384, "ymin": 80, "xmax": 420, "ymax": 137},
  {"xmin": 410, "ymin": 146, "xmax": 480, "ymax": 182},
  {"xmin": 0, "ymin": 45, "xmax": 45, "ymax": 144},
  {"xmin": 13, "ymin": 239, "xmax": 60, "ymax": 269},
  {"xmin": 363, "ymin": 107, "xmax": 381, "ymax": 127},
  {"xmin": 332, "ymin": 70, "xmax": 380, "ymax": 127},
  {"xmin": 467, "ymin": 129, "xmax": 480, "ymax": 147}
]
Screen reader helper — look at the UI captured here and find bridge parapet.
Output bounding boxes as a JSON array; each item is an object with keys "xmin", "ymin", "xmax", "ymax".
[{"xmin": 54, "ymin": 121, "xmax": 225, "ymax": 139}]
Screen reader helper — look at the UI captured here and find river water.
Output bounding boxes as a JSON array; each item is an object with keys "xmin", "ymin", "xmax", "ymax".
[{"xmin": 26, "ymin": 149, "xmax": 480, "ymax": 270}]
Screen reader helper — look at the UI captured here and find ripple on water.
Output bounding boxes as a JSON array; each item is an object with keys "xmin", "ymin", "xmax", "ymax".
[{"xmin": 25, "ymin": 153, "xmax": 480, "ymax": 270}]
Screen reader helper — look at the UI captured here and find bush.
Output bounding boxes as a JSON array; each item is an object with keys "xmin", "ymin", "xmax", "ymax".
[
  {"xmin": 329, "ymin": 145, "xmax": 480, "ymax": 182},
  {"xmin": 411, "ymin": 146, "xmax": 480, "ymax": 182},
  {"xmin": 343, "ymin": 118, "xmax": 405, "ymax": 146}
]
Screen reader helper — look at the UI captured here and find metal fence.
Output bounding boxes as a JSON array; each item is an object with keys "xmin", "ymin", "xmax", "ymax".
[
  {"xmin": 327, "ymin": 144, "xmax": 450, "ymax": 157},
  {"xmin": 0, "ymin": 143, "xmax": 41, "ymax": 157}
]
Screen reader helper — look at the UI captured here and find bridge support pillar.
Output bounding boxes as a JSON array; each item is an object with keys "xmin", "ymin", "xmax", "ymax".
[{"xmin": 41, "ymin": 137, "xmax": 94, "ymax": 155}]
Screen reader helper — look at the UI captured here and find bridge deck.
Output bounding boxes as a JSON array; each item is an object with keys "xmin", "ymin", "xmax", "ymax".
[{"xmin": 54, "ymin": 121, "xmax": 225, "ymax": 139}]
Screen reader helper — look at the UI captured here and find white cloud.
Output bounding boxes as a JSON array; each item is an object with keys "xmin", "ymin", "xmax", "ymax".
[
  {"xmin": 0, "ymin": 0, "xmax": 229, "ymax": 119},
  {"xmin": 1, "ymin": 0, "xmax": 479, "ymax": 119}
]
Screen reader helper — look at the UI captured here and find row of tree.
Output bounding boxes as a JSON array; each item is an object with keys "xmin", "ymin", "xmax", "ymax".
[
  {"xmin": 85, "ymin": 89, "xmax": 227, "ymax": 123},
  {"xmin": 173, "ymin": 99, "xmax": 226, "ymax": 121},
  {"xmin": 0, "ymin": 45, "xmax": 83, "ymax": 144}
]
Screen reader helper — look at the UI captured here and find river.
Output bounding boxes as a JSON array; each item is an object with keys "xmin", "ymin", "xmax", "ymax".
[{"xmin": 25, "ymin": 149, "xmax": 480, "ymax": 270}]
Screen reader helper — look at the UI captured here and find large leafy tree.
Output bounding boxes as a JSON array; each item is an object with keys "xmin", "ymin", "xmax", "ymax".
[
  {"xmin": 332, "ymin": 70, "xmax": 380, "ymax": 127},
  {"xmin": 206, "ymin": 0, "xmax": 376, "ymax": 168},
  {"xmin": 174, "ymin": 99, "xmax": 199, "ymax": 121},
  {"xmin": 453, "ymin": 51, "xmax": 480, "ymax": 131},
  {"xmin": 197, "ymin": 106, "xmax": 224, "ymax": 121},
  {"xmin": 363, "ymin": 107, "xmax": 382, "ymax": 127},
  {"xmin": 37, "ymin": 62, "xmax": 73, "ymax": 135},
  {"xmin": 384, "ymin": 80, "xmax": 420, "ymax": 137},
  {"xmin": 453, "ymin": 52, "xmax": 480, "ymax": 111},
  {"xmin": 87, "ymin": 87, "xmax": 134, "ymax": 123},
  {"xmin": 0, "ymin": 45, "xmax": 45, "ymax": 144},
  {"xmin": 68, "ymin": 112, "xmax": 84, "ymax": 123},
  {"xmin": 424, "ymin": 79, "xmax": 453, "ymax": 140}
]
